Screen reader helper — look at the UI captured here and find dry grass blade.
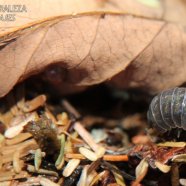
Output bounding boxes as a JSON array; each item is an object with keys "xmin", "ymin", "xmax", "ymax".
[
  {"xmin": 111, "ymin": 167, "xmax": 126, "ymax": 186},
  {"xmin": 65, "ymin": 153, "xmax": 85, "ymax": 159},
  {"xmin": 155, "ymin": 161, "xmax": 171, "ymax": 173},
  {"xmin": 103, "ymin": 155, "xmax": 128, "ymax": 162},
  {"xmin": 2, "ymin": 138, "xmax": 38, "ymax": 164},
  {"xmin": 39, "ymin": 177, "xmax": 59, "ymax": 186},
  {"xmin": 55, "ymin": 134, "xmax": 65, "ymax": 170},
  {"xmin": 74, "ymin": 122, "xmax": 105, "ymax": 158},
  {"xmin": 27, "ymin": 165, "xmax": 58, "ymax": 177},
  {"xmin": 0, "ymin": 134, "xmax": 5, "ymax": 144},
  {"xmin": 57, "ymin": 112, "xmax": 69, "ymax": 126},
  {"xmin": 34, "ymin": 148, "xmax": 43, "ymax": 171},
  {"xmin": 77, "ymin": 165, "xmax": 88, "ymax": 186},
  {"xmin": 157, "ymin": 142, "xmax": 186, "ymax": 147},
  {"xmin": 172, "ymin": 154, "xmax": 186, "ymax": 162},
  {"xmin": 1, "ymin": 138, "xmax": 37, "ymax": 155},
  {"xmin": 62, "ymin": 159, "xmax": 80, "ymax": 177},
  {"xmin": 13, "ymin": 150, "xmax": 22, "ymax": 173},
  {"xmin": 135, "ymin": 158, "xmax": 148, "ymax": 178},
  {"xmin": 0, "ymin": 171, "xmax": 29, "ymax": 182},
  {"xmin": 0, "ymin": 181, "xmax": 12, "ymax": 186},
  {"xmin": 4, "ymin": 113, "xmax": 38, "ymax": 138},
  {"xmin": 61, "ymin": 99, "xmax": 81, "ymax": 119},
  {"xmin": 87, "ymin": 159, "xmax": 101, "ymax": 175},
  {"xmin": 79, "ymin": 147, "xmax": 98, "ymax": 161},
  {"xmin": 133, "ymin": 158, "xmax": 148, "ymax": 186},
  {"xmin": 89, "ymin": 171, "xmax": 106, "ymax": 186},
  {"xmin": 5, "ymin": 133, "xmax": 32, "ymax": 145},
  {"xmin": 86, "ymin": 171, "xmax": 97, "ymax": 186},
  {"xmin": 22, "ymin": 95, "xmax": 46, "ymax": 112},
  {"xmin": 0, "ymin": 154, "xmax": 3, "ymax": 170},
  {"xmin": 65, "ymin": 153, "xmax": 129, "ymax": 161},
  {"xmin": 44, "ymin": 107, "xmax": 57, "ymax": 123},
  {"xmin": 62, "ymin": 131, "xmax": 83, "ymax": 143}
]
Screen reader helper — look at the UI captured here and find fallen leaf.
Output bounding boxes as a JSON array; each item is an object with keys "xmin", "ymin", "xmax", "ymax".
[
  {"xmin": 0, "ymin": 0, "xmax": 164, "ymax": 36},
  {"xmin": 0, "ymin": 13, "xmax": 165, "ymax": 96},
  {"xmin": 0, "ymin": 1, "xmax": 186, "ymax": 97},
  {"xmin": 1, "ymin": 0, "xmax": 186, "ymax": 35}
]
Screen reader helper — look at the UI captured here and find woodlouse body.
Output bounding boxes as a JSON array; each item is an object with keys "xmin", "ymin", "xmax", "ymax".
[{"xmin": 147, "ymin": 87, "xmax": 186, "ymax": 133}]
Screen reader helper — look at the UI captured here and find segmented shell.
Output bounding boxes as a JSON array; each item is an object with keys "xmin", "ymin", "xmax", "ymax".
[{"xmin": 147, "ymin": 87, "xmax": 186, "ymax": 133}]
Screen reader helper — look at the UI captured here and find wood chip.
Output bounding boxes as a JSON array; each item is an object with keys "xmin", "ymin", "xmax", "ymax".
[
  {"xmin": 4, "ymin": 113, "xmax": 37, "ymax": 138},
  {"xmin": 62, "ymin": 159, "xmax": 80, "ymax": 177}
]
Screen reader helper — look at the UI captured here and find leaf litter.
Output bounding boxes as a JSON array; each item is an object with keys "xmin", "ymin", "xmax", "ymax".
[{"xmin": 0, "ymin": 84, "xmax": 186, "ymax": 186}]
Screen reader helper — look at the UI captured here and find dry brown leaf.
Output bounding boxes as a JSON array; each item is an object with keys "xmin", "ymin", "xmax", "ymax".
[
  {"xmin": 109, "ymin": 21, "xmax": 186, "ymax": 93},
  {"xmin": 0, "ymin": 1, "xmax": 186, "ymax": 97},
  {"xmin": 0, "ymin": 0, "xmax": 164, "ymax": 36},
  {"xmin": 1, "ymin": 0, "xmax": 186, "ymax": 35}
]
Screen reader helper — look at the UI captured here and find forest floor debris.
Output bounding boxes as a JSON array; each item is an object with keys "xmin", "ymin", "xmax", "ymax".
[{"xmin": 0, "ymin": 86, "xmax": 186, "ymax": 186}]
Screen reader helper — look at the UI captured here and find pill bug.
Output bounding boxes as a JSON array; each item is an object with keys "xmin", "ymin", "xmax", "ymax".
[{"xmin": 147, "ymin": 87, "xmax": 186, "ymax": 133}]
